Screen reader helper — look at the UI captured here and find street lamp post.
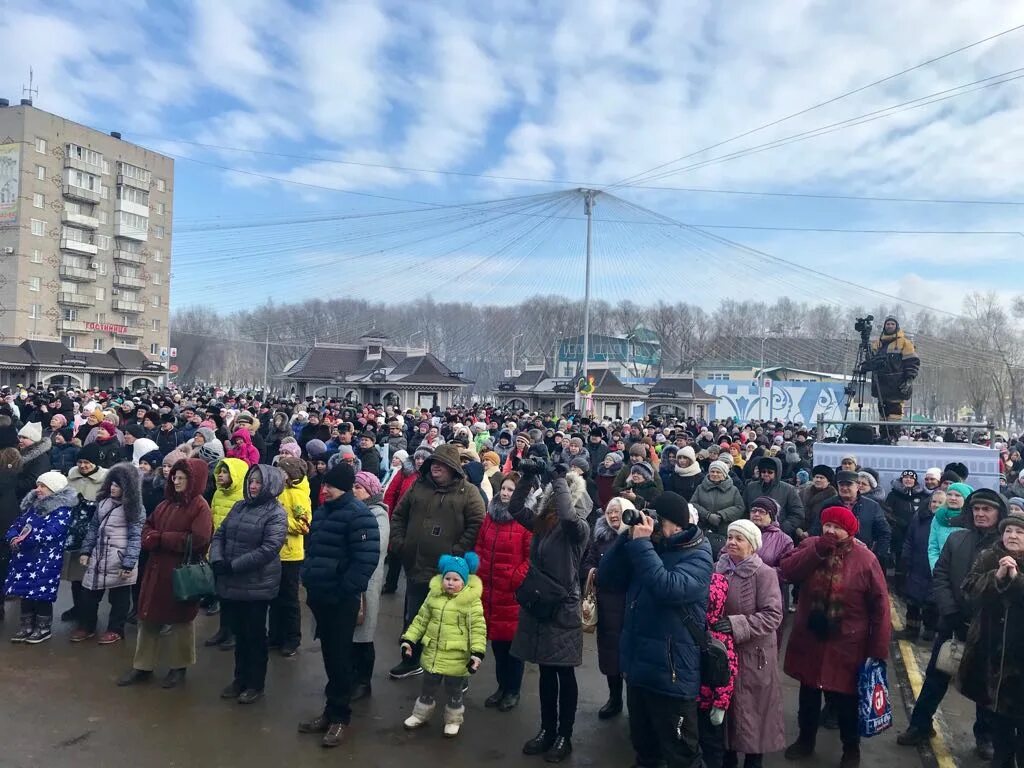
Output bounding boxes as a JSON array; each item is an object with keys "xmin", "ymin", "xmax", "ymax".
[{"xmin": 511, "ymin": 333, "xmax": 524, "ymax": 375}]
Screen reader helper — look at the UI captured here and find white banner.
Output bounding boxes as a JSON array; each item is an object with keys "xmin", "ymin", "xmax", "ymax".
[{"xmin": 0, "ymin": 143, "xmax": 20, "ymax": 225}]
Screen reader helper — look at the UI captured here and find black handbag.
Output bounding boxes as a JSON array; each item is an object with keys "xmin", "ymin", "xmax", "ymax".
[
  {"xmin": 683, "ymin": 613, "xmax": 733, "ymax": 690},
  {"xmin": 172, "ymin": 534, "xmax": 216, "ymax": 602},
  {"xmin": 515, "ymin": 565, "xmax": 568, "ymax": 621}
]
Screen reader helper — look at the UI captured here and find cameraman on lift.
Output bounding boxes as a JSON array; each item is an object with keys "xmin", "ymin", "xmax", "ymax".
[{"xmin": 866, "ymin": 316, "xmax": 920, "ymax": 432}]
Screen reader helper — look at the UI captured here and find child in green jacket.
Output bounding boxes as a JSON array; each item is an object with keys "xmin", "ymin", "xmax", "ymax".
[{"xmin": 401, "ymin": 553, "xmax": 486, "ymax": 737}]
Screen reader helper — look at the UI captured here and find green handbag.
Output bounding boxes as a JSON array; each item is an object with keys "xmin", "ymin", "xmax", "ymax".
[{"xmin": 171, "ymin": 533, "xmax": 216, "ymax": 602}]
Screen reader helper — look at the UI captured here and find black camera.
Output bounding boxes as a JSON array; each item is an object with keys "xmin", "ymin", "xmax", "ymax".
[
  {"xmin": 621, "ymin": 506, "xmax": 644, "ymax": 527},
  {"xmin": 854, "ymin": 315, "xmax": 874, "ymax": 341}
]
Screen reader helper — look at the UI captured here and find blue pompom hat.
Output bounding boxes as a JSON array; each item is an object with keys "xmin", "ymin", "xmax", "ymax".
[{"xmin": 438, "ymin": 552, "xmax": 479, "ymax": 584}]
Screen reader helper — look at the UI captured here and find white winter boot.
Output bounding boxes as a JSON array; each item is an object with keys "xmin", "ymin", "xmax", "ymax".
[
  {"xmin": 403, "ymin": 698, "xmax": 435, "ymax": 730},
  {"xmin": 443, "ymin": 704, "xmax": 465, "ymax": 737}
]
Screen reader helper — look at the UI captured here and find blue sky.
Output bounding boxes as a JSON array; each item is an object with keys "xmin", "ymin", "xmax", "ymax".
[{"xmin": 3, "ymin": 0, "xmax": 1023, "ymax": 315}]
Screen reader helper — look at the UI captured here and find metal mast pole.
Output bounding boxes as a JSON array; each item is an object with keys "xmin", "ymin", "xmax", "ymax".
[
  {"xmin": 262, "ymin": 324, "xmax": 270, "ymax": 393},
  {"xmin": 581, "ymin": 189, "xmax": 596, "ymax": 410}
]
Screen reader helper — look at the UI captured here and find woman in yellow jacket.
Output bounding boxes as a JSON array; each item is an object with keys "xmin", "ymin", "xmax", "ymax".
[
  {"xmin": 203, "ymin": 458, "xmax": 249, "ymax": 648},
  {"xmin": 401, "ymin": 553, "xmax": 486, "ymax": 737},
  {"xmin": 272, "ymin": 457, "xmax": 310, "ymax": 656}
]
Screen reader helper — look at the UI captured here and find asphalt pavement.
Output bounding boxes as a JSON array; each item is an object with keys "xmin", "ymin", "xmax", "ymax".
[{"xmin": 0, "ymin": 588, "xmax": 988, "ymax": 768}]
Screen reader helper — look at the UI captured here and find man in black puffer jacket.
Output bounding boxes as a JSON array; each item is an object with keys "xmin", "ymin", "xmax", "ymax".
[
  {"xmin": 743, "ymin": 456, "xmax": 804, "ymax": 538},
  {"xmin": 299, "ymin": 461, "xmax": 380, "ymax": 748}
]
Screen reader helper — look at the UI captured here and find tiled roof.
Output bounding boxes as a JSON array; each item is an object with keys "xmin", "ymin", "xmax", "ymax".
[
  {"xmin": 282, "ymin": 346, "xmax": 366, "ymax": 379},
  {"xmin": 392, "ymin": 354, "xmax": 469, "ymax": 386},
  {"xmin": 512, "ymin": 369, "xmax": 548, "ymax": 387},
  {"xmin": 590, "ymin": 369, "xmax": 644, "ymax": 398},
  {"xmin": 0, "ymin": 344, "xmax": 34, "ymax": 366},
  {"xmin": 19, "ymin": 340, "xmax": 69, "ymax": 365},
  {"xmin": 106, "ymin": 348, "xmax": 150, "ymax": 370},
  {"xmin": 648, "ymin": 376, "xmax": 717, "ymax": 402}
]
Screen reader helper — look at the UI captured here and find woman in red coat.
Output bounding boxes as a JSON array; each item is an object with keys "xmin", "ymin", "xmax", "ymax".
[
  {"xmin": 118, "ymin": 458, "xmax": 213, "ymax": 689},
  {"xmin": 780, "ymin": 505, "xmax": 890, "ymax": 767},
  {"xmin": 475, "ymin": 472, "xmax": 531, "ymax": 712}
]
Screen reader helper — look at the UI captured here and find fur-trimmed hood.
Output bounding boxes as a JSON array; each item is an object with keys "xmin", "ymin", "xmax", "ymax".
[
  {"xmin": 20, "ymin": 436, "xmax": 52, "ymax": 465},
  {"xmin": 98, "ymin": 462, "xmax": 146, "ymax": 523},
  {"xmin": 20, "ymin": 484, "xmax": 79, "ymax": 516}
]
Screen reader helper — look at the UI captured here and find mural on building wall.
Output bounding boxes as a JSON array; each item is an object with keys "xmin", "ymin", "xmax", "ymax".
[
  {"xmin": 697, "ymin": 380, "xmax": 846, "ymax": 425},
  {"xmin": 0, "ymin": 143, "xmax": 19, "ymax": 224}
]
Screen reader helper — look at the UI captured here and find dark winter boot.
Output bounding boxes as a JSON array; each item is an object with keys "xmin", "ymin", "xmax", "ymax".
[
  {"xmin": 25, "ymin": 616, "xmax": 52, "ymax": 644},
  {"xmin": 10, "ymin": 615, "xmax": 34, "ymax": 643},
  {"xmin": 899, "ymin": 618, "xmax": 921, "ymax": 640}
]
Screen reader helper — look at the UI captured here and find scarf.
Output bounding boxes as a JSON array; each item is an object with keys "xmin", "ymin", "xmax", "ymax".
[
  {"xmin": 488, "ymin": 497, "xmax": 513, "ymax": 523},
  {"xmin": 807, "ymin": 536, "xmax": 853, "ymax": 637},
  {"xmin": 674, "ymin": 462, "xmax": 701, "ymax": 478}
]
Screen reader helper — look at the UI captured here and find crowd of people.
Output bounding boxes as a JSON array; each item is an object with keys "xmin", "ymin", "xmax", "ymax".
[{"xmin": 1, "ymin": 383, "xmax": 1023, "ymax": 768}]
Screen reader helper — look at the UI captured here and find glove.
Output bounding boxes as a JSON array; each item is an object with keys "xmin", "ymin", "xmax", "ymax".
[
  {"xmin": 400, "ymin": 641, "xmax": 413, "ymax": 659},
  {"xmin": 710, "ymin": 707, "xmax": 726, "ymax": 726},
  {"xmin": 707, "ymin": 512, "xmax": 722, "ymax": 529},
  {"xmin": 551, "ymin": 462, "xmax": 568, "ymax": 479},
  {"xmin": 712, "ymin": 617, "xmax": 732, "ymax": 634},
  {"xmin": 898, "ymin": 380, "xmax": 913, "ymax": 398},
  {"xmin": 210, "ymin": 560, "xmax": 232, "ymax": 576},
  {"xmin": 814, "ymin": 536, "xmax": 837, "ymax": 557},
  {"xmin": 519, "ymin": 457, "xmax": 546, "ymax": 476},
  {"xmin": 467, "ymin": 654, "xmax": 483, "ymax": 674}
]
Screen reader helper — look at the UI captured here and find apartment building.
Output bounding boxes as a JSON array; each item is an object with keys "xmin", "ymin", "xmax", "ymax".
[{"xmin": 0, "ymin": 99, "xmax": 172, "ymax": 388}]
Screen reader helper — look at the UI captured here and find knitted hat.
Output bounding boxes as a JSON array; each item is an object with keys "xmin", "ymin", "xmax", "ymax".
[
  {"xmin": 966, "ymin": 488, "xmax": 1005, "ymax": 516},
  {"xmin": 924, "ymin": 467, "xmax": 942, "ymax": 481},
  {"xmin": 125, "ymin": 423, "xmax": 147, "ymax": 439},
  {"xmin": 305, "ymin": 439, "xmax": 327, "ymax": 459},
  {"xmin": 323, "ymin": 461, "xmax": 356, "ymax": 492},
  {"xmin": 139, "ymin": 449, "xmax": 163, "ymax": 469},
  {"xmin": 278, "ymin": 441, "xmax": 301, "ymax": 459},
  {"xmin": 481, "ymin": 450, "xmax": 500, "ymax": 466},
  {"xmin": 821, "ymin": 505, "xmax": 859, "ymax": 537},
  {"xmin": 901, "ymin": 469, "xmax": 918, "ymax": 481},
  {"xmin": 857, "ymin": 471, "xmax": 877, "ymax": 490},
  {"xmin": 49, "ymin": 413, "xmax": 67, "ymax": 429},
  {"xmin": 652, "ymin": 491, "xmax": 690, "ymax": 527},
  {"xmin": 729, "ymin": 519, "xmax": 763, "ymax": 551},
  {"xmin": 999, "ymin": 514, "xmax": 1024, "ymax": 534},
  {"xmin": 17, "ymin": 421, "xmax": 42, "ymax": 444},
  {"xmin": 1008, "ymin": 497, "xmax": 1024, "ymax": 512},
  {"xmin": 162, "ymin": 448, "xmax": 188, "ymax": 468},
  {"xmin": 628, "ymin": 443, "xmax": 647, "ymax": 458},
  {"xmin": 942, "ymin": 470, "xmax": 963, "ymax": 485},
  {"xmin": 197, "ymin": 439, "xmax": 225, "ymax": 464},
  {"xmin": 629, "ymin": 461, "xmax": 654, "ymax": 481},
  {"xmin": 337, "ymin": 445, "xmax": 357, "ymax": 460},
  {"xmin": 160, "ymin": 412, "xmax": 176, "ymax": 425},
  {"xmin": 276, "ymin": 456, "xmax": 307, "ymax": 482},
  {"xmin": 569, "ymin": 455, "xmax": 590, "ymax": 474},
  {"xmin": 438, "ymin": 552, "xmax": 479, "ymax": 585},
  {"xmin": 750, "ymin": 495, "xmax": 780, "ymax": 520},
  {"xmin": 796, "ymin": 469, "xmax": 810, "ymax": 484},
  {"xmin": 840, "ymin": 454, "xmax": 858, "ymax": 465},
  {"xmin": 947, "ymin": 482, "xmax": 974, "ymax": 500},
  {"xmin": 392, "ymin": 449, "xmax": 409, "ymax": 464},
  {"xmin": 708, "ymin": 460, "xmax": 730, "ymax": 476},
  {"xmin": 36, "ymin": 471, "xmax": 69, "ymax": 494},
  {"xmin": 413, "ymin": 446, "xmax": 434, "ymax": 462},
  {"xmin": 77, "ymin": 442, "xmax": 103, "ymax": 465},
  {"xmin": 354, "ymin": 470, "xmax": 382, "ymax": 496},
  {"xmin": 606, "ymin": 451, "xmax": 624, "ymax": 464}
]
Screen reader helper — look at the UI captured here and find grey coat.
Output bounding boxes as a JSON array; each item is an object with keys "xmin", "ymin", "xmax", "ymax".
[
  {"xmin": 352, "ymin": 495, "xmax": 389, "ymax": 643},
  {"xmin": 81, "ymin": 464, "xmax": 145, "ymax": 590},
  {"xmin": 210, "ymin": 464, "xmax": 288, "ymax": 602},
  {"xmin": 510, "ymin": 472, "xmax": 591, "ymax": 667},
  {"xmin": 690, "ymin": 475, "xmax": 746, "ymax": 535}
]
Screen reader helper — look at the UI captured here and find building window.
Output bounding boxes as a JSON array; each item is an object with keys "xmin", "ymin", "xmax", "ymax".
[
  {"xmin": 63, "ymin": 308, "xmax": 78, "ymax": 321},
  {"xmin": 707, "ymin": 373, "xmax": 730, "ymax": 381},
  {"xmin": 117, "ymin": 185, "xmax": 149, "ymax": 206},
  {"xmin": 32, "ymin": 193, "xmax": 44, "ymax": 208},
  {"xmin": 95, "ymin": 286, "xmax": 105, "ymax": 301},
  {"xmin": 155, "ymin": 201, "xmax": 165, "ymax": 215},
  {"xmin": 151, "ymin": 318, "xmax": 160, "ymax": 331},
  {"xmin": 93, "ymin": 338, "xmax": 103, "ymax": 351},
  {"xmin": 118, "ymin": 162, "xmax": 150, "ymax": 185},
  {"xmin": 152, "ymin": 248, "xmax": 162, "ymax": 262},
  {"xmin": 101, "ymin": 186, "xmax": 109, "ymax": 200},
  {"xmin": 28, "ymin": 303, "xmax": 41, "ymax": 319},
  {"xmin": 70, "ymin": 169, "xmax": 101, "ymax": 191},
  {"xmin": 31, "ymin": 218, "xmax": 45, "ymax": 236},
  {"xmin": 96, "ymin": 235, "xmax": 111, "ymax": 250},
  {"xmin": 153, "ymin": 225, "xmax": 164, "ymax": 239},
  {"xmin": 99, "ymin": 210, "xmax": 108, "ymax": 224},
  {"xmin": 151, "ymin": 294, "xmax": 161, "ymax": 308},
  {"xmin": 156, "ymin": 178, "xmax": 166, "ymax": 192},
  {"xmin": 36, "ymin": 165, "xmax": 46, "ymax": 180},
  {"xmin": 61, "ymin": 335, "xmax": 77, "ymax": 349},
  {"xmin": 35, "ymin": 138, "xmax": 46, "ymax": 154},
  {"xmin": 150, "ymin": 342, "xmax": 160, "ymax": 354},
  {"xmin": 118, "ymin": 211, "xmax": 148, "ymax": 231},
  {"xmin": 66, "ymin": 144, "xmax": 103, "ymax": 168},
  {"xmin": 151, "ymin": 272, "xmax": 161, "ymax": 285},
  {"xmin": 29, "ymin": 277, "xmax": 40, "ymax": 292},
  {"xmin": 121, "ymin": 315, "xmax": 130, "ymax": 326},
  {"xmin": 102, "ymin": 159, "xmax": 110, "ymax": 175},
  {"xmin": 97, "ymin": 312, "xmax": 105, "ymax": 322},
  {"xmin": 30, "ymin": 249, "xmax": 42, "ymax": 264}
]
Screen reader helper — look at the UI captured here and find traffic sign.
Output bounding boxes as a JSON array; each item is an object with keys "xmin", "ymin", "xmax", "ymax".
[{"xmin": 169, "ymin": 364, "xmax": 179, "ymax": 373}]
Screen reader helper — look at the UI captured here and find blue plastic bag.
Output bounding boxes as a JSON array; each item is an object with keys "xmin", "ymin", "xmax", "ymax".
[{"xmin": 858, "ymin": 658, "xmax": 893, "ymax": 738}]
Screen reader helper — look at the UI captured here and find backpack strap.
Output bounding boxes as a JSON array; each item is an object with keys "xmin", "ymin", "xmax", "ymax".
[{"xmin": 681, "ymin": 611, "xmax": 709, "ymax": 651}]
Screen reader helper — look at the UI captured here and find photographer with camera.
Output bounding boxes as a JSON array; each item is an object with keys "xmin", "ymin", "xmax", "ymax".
[
  {"xmin": 598, "ymin": 491, "xmax": 714, "ymax": 768},
  {"xmin": 865, "ymin": 316, "xmax": 920, "ymax": 424},
  {"xmin": 508, "ymin": 456, "xmax": 591, "ymax": 763}
]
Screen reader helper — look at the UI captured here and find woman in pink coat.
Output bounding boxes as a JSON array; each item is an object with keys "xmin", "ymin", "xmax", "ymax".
[
  {"xmin": 714, "ymin": 520, "xmax": 785, "ymax": 768},
  {"xmin": 226, "ymin": 429, "xmax": 259, "ymax": 467}
]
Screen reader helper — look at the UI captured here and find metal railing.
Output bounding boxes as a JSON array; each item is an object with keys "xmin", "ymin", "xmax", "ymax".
[{"xmin": 816, "ymin": 415, "xmax": 996, "ymax": 443}]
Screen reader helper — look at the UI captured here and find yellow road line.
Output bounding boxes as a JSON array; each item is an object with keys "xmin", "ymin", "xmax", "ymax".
[{"xmin": 890, "ymin": 597, "xmax": 957, "ymax": 768}]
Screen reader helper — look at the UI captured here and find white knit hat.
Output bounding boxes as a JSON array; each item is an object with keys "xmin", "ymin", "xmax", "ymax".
[
  {"xmin": 36, "ymin": 471, "xmax": 69, "ymax": 494},
  {"xmin": 17, "ymin": 421, "xmax": 42, "ymax": 444},
  {"xmin": 728, "ymin": 519, "xmax": 763, "ymax": 551}
]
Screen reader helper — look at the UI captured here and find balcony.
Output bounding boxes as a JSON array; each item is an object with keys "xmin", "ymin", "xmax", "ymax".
[
  {"xmin": 114, "ymin": 249, "xmax": 147, "ymax": 265},
  {"xmin": 63, "ymin": 170, "xmax": 103, "ymax": 203},
  {"xmin": 58, "ymin": 292, "xmax": 96, "ymax": 308},
  {"xmin": 59, "ymin": 262, "xmax": 98, "ymax": 282},
  {"xmin": 64, "ymin": 155, "xmax": 103, "ymax": 176},
  {"xmin": 61, "ymin": 210, "xmax": 99, "ymax": 230},
  {"xmin": 58, "ymin": 319, "xmax": 90, "ymax": 334},
  {"xmin": 112, "ymin": 298, "xmax": 145, "ymax": 313},
  {"xmin": 113, "ymin": 272, "xmax": 145, "ymax": 290},
  {"xmin": 115, "ymin": 220, "xmax": 148, "ymax": 242},
  {"xmin": 115, "ymin": 198, "xmax": 149, "ymax": 218},
  {"xmin": 60, "ymin": 237, "xmax": 98, "ymax": 256},
  {"xmin": 117, "ymin": 171, "xmax": 151, "ymax": 190}
]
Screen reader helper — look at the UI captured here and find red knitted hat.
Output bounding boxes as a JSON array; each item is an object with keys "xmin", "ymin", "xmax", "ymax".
[{"xmin": 821, "ymin": 505, "xmax": 859, "ymax": 537}]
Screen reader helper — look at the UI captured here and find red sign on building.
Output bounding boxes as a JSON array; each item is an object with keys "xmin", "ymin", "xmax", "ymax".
[{"xmin": 85, "ymin": 322, "xmax": 128, "ymax": 334}]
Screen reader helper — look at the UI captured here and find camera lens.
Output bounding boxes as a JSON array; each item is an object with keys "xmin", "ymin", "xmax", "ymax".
[{"xmin": 621, "ymin": 507, "xmax": 642, "ymax": 527}]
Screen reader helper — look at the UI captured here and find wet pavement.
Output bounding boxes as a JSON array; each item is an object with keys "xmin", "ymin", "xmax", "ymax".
[{"xmin": 0, "ymin": 589, "xmax": 985, "ymax": 768}]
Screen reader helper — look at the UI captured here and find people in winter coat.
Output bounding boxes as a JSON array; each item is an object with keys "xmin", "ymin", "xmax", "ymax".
[
  {"xmin": 957, "ymin": 513, "xmax": 1024, "ymax": 767},
  {"xmin": 595, "ymin": 451, "xmax": 623, "ymax": 510},
  {"xmin": 780, "ymin": 505, "xmax": 890, "ymax": 764},
  {"xmin": 226, "ymin": 428, "xmax": 260, "ymax": 467},
  {"xmin": 382, "ymin": 449, "xmax": 410, "ymax": 495},
  {"xmin": 298, "ymin": 461, "xmax": 380, "ymax": 748},
  {"xmin": 480, "ymin": 450, "xmax": 504, "ymax": 503},
  {"xmin": 389, "ymin": 443, "xmax": 486, "ymax": 679},
  {"xmin": 897, "ymin": 488, "xmax": 1005, "ymax": 752},
  {"xmin": 265, "ymin": 411, "xmax": 292, "ymax": 459},
  {"xmin": 5, "ymin": 472, "xmax": 76, "ymax": 644},
  {"xmin": 270, "ymin": 456, "xmax": 311, "ymax": 657},
  {"xmin": 598, "ymin": 491, "xmax": 713, "ymax": 768},
  {"xmin": 749, "ymin": 495, "xmax": 795, "ymax": 636},
  {"xmin": 509, "ymin": 462, "xmax": 591, "ymax": 762},
  {"xmin": 210, "ymin": 464, "xmax": 288, "ymax": 703},
  {"xmin": 927, "ymin": 482, "xmax": 972, "ymax": 570},
  {"xmin": 697, "ymin": 569, "xmax": 739, "ymax": 768},
  {"xmin": 886, "ymin": 470, "xmax": 929, "ymax": 572},
  {"xmin": 796, "ymin": 466, "xmax": 836, "ymax": 542},
  {"xmin": 63, "ymin": 444, "xmax": 110, "ymax": 624},
  {"xmin": 691, "ymin": 461, "xmax": 746, "ymax": 537},
  {"xmin": 76, "ymin": 463, "xmax": 144, "ymax": 644},
  {"xmin": 154, "ymin": 415, "xmax": 180, "ymax": 457},
  {"xmin": 900, "ymin": 490, "xmax": 942, "ymax": 642},
  {"xmin": 119, "ymin": 457, "xmax": 213, "ymax": 690},
  {"xmin": 585, "ymin": 431, "xmax": 610, "ymax": 479},
  {"xmin": 400, "ymin": 553, "xmax": 487, "ymax": 738},
  {"xmin": 612, "ymin": 443, "xmax": 664, "ymax": 495},
  {"xmin": 49, "ymin": 429, "xmax": 79, "ymax": 474},
  {"xmin": 0, "ymin": 447, "xmax": 23, "ymax": 616},
  {"xmin": 475, "ymin": 472, "xmax": 531, "ymax": 712},
  {"xmin": 581, "ymin": 496, "xmax": 632, "ymax": 721},
  {"xmin": 356, "ymin": 432, "xmax": 381, "ymax": 478},
  {"xmin": 664, "ymin": 445, "xmax": 703, "ymax": 500},
  {"xmin": 810, "ymin": 471, "xmax": 891, "ymax": 566},
  {"xmin": 620, "ymin": 462, "xmax": 660, "ymax": 510},
  {"xmin": 350, "ymin": 471, "xmax": 389, "ymax": 701},
  {"xmin": 17, "ymin": 421, "xmax": 52, "ymax": 498},
  {"xmin": 130, "ymin": 437, "xmax": 159, "ymax": 467},
  {"xmin": 715, "ymin": 520, "xmax": 786, "ymax": 766},
  {"xmin": 743, "ymin": 456, "xmax": 804, "ymax": 538}
]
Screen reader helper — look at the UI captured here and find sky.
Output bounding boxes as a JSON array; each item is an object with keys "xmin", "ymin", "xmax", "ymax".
[{"xmin": 3, "ymin": 0, "xmax": 1023, "ymax": 317}]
